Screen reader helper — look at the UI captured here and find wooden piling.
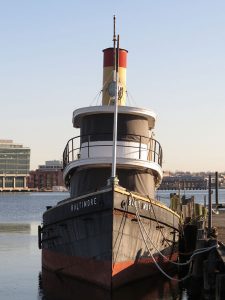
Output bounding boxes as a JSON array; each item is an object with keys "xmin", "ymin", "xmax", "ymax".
[
  {"xmin": 215, "ymin": 171, "xmax": 219, "ymax": 209},
  {"xmin": 194, "ymin": 203, "xmax": 202, "ymax": 218},
  {"xmin": 203, "ymin": 240, "xmax": 218, "ymax": 294},
  {"xmin": 192, "ymin": 239, "xmax": 207, "ymax": 279},
  {"xmin": 203, "ymin": 259, "xmax": 210, "ymax": 292},
  {"xmin": 170, "ymin": 193, "xmax": 181, "ymax": 214},
  {"xmin": 208, "ymin": 175, "xmax": 212, "ymax": 237}
]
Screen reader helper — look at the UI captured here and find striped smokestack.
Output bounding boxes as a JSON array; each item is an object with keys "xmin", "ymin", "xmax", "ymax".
[{"xmin": 102, "ymin": 47, "xmax": 128, "ymax": 106}]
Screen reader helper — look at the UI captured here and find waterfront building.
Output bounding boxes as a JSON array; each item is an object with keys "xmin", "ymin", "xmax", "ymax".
[
  {"xmin": 28, "ymin": 160, "xmax": 65, "ymax": 191},
  {"xmin": 159, "ymin": 175, "xmax": 207, "ymax": 190},
  {"xmin": 0, "ymin": 139, "xmax": 30, "ymax": 191}
]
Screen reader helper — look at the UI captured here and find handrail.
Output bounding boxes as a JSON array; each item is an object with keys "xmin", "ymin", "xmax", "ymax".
[{"xmin": 63, "ymin": 133, "xmax": 163, "ymax": 169}]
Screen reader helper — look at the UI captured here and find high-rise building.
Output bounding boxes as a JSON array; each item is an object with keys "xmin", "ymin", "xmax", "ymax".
[{"xmin": 0, "ymin": 139, "xmax": 30, "ymax": 191}]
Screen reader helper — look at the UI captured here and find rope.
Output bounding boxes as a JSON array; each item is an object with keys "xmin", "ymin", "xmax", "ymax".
[
  {"xmin": 147, "ymin": 195, "xmax": 172, "ymax": 249},
  {"xmin": 145, "ymin": 195, "xmax": 217, "ymax": 266},
  {"xmin": 132, "ymin": 193, "xmax": 178, "ymax": 263},
  {"xmin": 133, "ymin": 198, "xmax": 190, "ymax": 281},
  {"xmin": 131, "ymin": 193, "xmax": 218, "ymax": 281},
  {"xmin": 126, "ymin": 90, "xmax": 138, "ymax": 107},
  {"xmin": 89, "ymin": 71, "xmax": 113, "ymax": 106},
  {"xmin": 89, "ymin": 90, "xmax": 102, "ymax": 106},
  {"xmin": 133, "ymin": 196, "xmax": 181, "ymax": 266}
]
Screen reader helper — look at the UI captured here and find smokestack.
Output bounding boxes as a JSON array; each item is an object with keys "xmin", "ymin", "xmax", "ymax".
[{"xmin": 102, "ymin": 47, "xmax": 128, "ymax": 106}]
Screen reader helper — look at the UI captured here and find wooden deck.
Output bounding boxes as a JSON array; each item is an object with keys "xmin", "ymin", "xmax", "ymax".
[{"xmin": 212, "ymin": 210, "xmax": 225, "ymax": 243}]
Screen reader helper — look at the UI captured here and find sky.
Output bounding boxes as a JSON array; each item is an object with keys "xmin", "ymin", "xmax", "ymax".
[{"xmin": 1, "ymin": 0, "xmax": 225, "ymax": 172}]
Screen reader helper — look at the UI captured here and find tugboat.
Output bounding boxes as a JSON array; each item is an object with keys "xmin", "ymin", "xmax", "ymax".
[{"xmin": 39, "ymin": 18, "xmax": 180, "ymax": 290}]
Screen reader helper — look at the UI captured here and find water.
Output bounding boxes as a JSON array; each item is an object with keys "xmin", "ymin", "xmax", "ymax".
[
  {"xmin": 0, "ymin": 192, "xmax": 66, "ymax": 300},
  {"xmin": 0, "ymin": 190, "xmax": 224, "ymax": 299}
]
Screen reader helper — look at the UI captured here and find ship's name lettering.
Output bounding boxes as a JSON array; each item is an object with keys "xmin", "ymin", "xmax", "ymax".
[
  {"xmin": 128, "ymin": 199, "xmax": 152, "ymax": 211},
  {"xmin": 71, "ymin": 197, "xmax": 97, "ymax": 212}
]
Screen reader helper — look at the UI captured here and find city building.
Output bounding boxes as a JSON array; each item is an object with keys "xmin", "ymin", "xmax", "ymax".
[
  {"xmin": 28, "ymin": 160, "xmax": 65, "ymax": 191},
  {"xmin": 159, "ymin": 175, "xmax": 207, "ymax": 190},
  {"xmin": 0, "ymin": 139, "xmax": 30, "ymax": 191}
]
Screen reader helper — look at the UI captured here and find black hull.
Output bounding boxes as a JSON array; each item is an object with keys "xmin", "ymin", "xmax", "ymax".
[{"xmin": 41, "ymin": 186, "xmax": 180, "ymax": 289}]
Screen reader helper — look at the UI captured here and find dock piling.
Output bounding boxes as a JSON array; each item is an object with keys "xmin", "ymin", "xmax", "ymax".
[
  {"xmin": 215, "ymin": 171, "xmax": 219, "ymax": 209},
  {"xmin": 208, "ymin": 174, "xmax": 212, "ymax": 238}
]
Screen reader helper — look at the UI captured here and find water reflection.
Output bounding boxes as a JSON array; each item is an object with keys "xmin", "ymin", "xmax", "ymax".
[
  {"xmin": 0, "ymin": 223, "xmax": 30, "ymax": 233},
  {"xmin": 38, "ymin": 269, "xmax": 186, "ymax": 300}
]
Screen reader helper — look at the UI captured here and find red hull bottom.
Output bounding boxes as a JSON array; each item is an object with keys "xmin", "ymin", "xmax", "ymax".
[
  {"xmin": 41, "ymin": 268, "xmax": 180, "ymax": 300},
  {"xmin": 42, "ymin": 249, "xmax": 178, "ymax": 289}
]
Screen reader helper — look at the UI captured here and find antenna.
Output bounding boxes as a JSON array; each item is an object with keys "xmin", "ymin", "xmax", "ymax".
[{"xmin": 113, "ymin": 15, "xmax": 116, "ymax": 49}]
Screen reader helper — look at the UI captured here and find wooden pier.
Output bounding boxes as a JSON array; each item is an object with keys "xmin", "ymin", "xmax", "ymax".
[
  {"xmin": 169, "ymin": 187, "xmax": 225, "ymax": 299},
  {"xmin": 187, "ymin": 207, "xmax": 225, "ymax": 299}
]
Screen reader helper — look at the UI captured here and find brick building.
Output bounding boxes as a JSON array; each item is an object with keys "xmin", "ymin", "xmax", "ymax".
[{"xmin": 28, "ymin": 160, "xmax": 65, "ymax": 191}]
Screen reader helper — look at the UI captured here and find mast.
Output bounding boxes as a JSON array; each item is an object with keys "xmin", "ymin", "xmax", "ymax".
[{"xmin": 111, "ymin": 31, "xmax": 119, "ymax": 181}]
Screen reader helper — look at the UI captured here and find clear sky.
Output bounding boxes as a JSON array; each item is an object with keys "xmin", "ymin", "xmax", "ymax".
[{"xmin": 1, "ymin": 1, "xmax": 225, "ymax": 172}]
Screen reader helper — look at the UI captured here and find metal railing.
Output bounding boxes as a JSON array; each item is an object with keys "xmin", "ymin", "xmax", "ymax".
[{"xmin": 63, "ymin": 133, "xmax": 163, "ymax": 169}]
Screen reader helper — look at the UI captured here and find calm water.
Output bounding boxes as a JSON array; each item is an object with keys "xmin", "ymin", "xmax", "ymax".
[{"xmin": 0, "ymin": 190, "xmax": 224, "ymax": 300}]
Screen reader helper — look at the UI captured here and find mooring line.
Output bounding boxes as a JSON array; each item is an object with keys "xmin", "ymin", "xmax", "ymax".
[{"xmin": 130, "ymin": 193, "xmax": 218, "ymax": 281}]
